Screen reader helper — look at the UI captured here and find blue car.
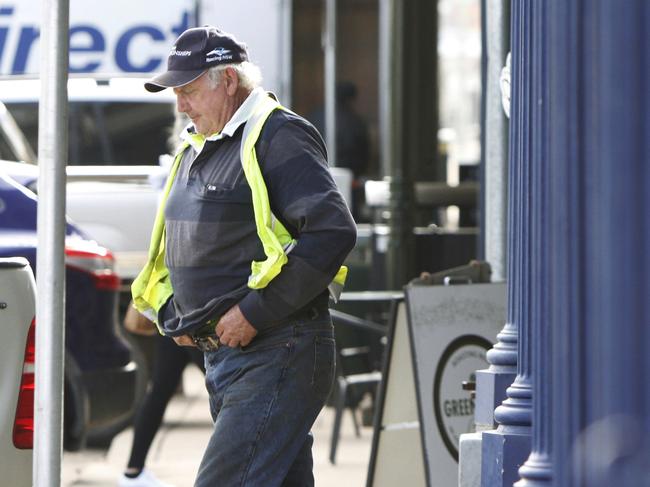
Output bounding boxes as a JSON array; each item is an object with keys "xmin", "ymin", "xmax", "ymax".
[{"xmin": 0, "ymin": 171, "xmax": 144, "ymax": 450}]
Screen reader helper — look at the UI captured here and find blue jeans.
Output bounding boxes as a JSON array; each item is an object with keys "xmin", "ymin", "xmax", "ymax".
[{"xmin": 194, "ymin": 312, "xmax": 336, "ymax": 487}]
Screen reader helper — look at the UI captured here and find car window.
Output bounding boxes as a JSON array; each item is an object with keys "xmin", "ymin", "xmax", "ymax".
[
  {"xmin": 1, "ymin": 102, "xmax": 36, "ymax": 163},
  {"xmin": 6, "ymin": 101, "xmax": 175, "ymax": 166},
  {"xmin": 0, "ymin": 126, "xmax": 17, "ymax": 161}
]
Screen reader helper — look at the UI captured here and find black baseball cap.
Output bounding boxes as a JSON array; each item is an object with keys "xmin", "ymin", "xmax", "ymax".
[{"xmin": 144, "ymin": 26, "xmax": 249, "ymax": 93}]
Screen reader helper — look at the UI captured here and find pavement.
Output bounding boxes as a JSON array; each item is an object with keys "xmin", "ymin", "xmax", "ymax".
[{"xmin": 62, "ymin": 366, "xmax": 373, "ymax": 487}]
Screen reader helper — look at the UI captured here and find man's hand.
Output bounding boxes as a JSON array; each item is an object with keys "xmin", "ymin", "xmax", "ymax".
[
  {"xmin": 215, "ymin": 304, "xmax": 258, "ymax": 348},
  {"xmin": 173, "ymin": 335, "xmax": 197, "ymax": 347}
]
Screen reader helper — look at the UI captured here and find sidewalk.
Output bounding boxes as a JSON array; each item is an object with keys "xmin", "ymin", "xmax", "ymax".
[{"xmin": 62, "ymin": 367, "xmax": 373, "ymax": 487}]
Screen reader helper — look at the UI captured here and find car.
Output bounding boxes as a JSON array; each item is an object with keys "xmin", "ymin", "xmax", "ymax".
[
  {"xmin": 0, "ymin": 170, "xmax": 145, "ymax": 450},
  {"xmin": 0, "ymin": 256, "xmax": 35, "ymax": 486}
]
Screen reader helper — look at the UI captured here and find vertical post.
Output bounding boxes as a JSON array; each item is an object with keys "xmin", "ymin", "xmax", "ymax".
[
  {"xmin": 378, "ymin": 0, "xmax": 398, "ymax": 180},
  {"xmin": 379, "ymin": 0, "xmax": 436, "ymax": 289},
  {"xmin": 548, "ymin": 1, "xmax": 650, "ymax": 486},
  {"xmin": 378, "ymin": 0, "xmax": 410, "ymax": 289},
  {"xmin": 546, "ymin": 2, "xmax": 581, "ymax": 484},
  {"xmin": 35, "ymin": 0, "xmax": 68, "ymax": 485},
  {"xmin": 324, "ymin": 0, "xmax": 337, "ymax": 166},
  {"xmin": 472, "ymin": 0, "xmax": 514, "ymax": 434},
  {"xmin": 279, "ymin": 0, "xmax": 293, "ymax": 107},
  {"xmin": 515, "ymin": 0, "xmax": 552, "ymax": 484},
  {"xmin": 194, "ymin": 0, "xmax": 201, "ymax": 25},
  {"xmin": 483, "ymin": 0, "xmax": 510, "ymax": 284},
  {"xmin": 481, "ymin": 0, "xmax": 532, "ymax": 484}
]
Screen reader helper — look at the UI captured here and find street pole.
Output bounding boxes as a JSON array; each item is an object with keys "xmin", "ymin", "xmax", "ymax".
[
  {"xmin": 379, "ymin": 0, "xmax": 409, "ymax": 290},
  {"xmin": 324, "ymin": 0, "xmax": 337, "ymax": 166},
  {"xmin": 472, "ymin": 0, "xmax": 514, "ymax": 434},
  {"xmin": 483, "ymin": 0, "xmax": 510, "ymax": 283},
  {"xmin": 279, "ymin": 0, "xmax": 293, "ymax": 107},
  {"xmin": 35, "ymin": 0, "xmax": 68, "ymax": 485}
]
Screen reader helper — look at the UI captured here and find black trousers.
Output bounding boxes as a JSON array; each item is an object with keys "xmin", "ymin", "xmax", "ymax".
[{"xmin": 127, "ymin": 333, "xmax": 205, "ymax": 470}]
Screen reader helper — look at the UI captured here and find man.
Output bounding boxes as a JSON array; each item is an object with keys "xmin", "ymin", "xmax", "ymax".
[
  {"xmin": 307, "ymin": 81, "xmax": 370, "ymax": 221},
  {"xmin": 132, "ymin": 26, "xmax": 356, "ymax": 487},
  {"xmin": 307, "ymin": 81, "xmax": 369, "ymax": 180}
]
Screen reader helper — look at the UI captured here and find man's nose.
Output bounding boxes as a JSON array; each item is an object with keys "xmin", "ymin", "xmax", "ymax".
[{"xmin": 176, "ymin": 96, "xmax": 188, "ymax": 113}]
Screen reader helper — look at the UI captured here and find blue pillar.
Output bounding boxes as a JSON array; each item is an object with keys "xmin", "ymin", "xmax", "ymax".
[
  {"xmin": 481, "ymin": 0, "xmax": 532, "ymax": 484},
  {"xmin": 548, "ymin": 1, "xmax": 650, "ymax": 486},
  {"xmin": 515, "ymin": 0, "xmax": 552, "ymax": 484}
]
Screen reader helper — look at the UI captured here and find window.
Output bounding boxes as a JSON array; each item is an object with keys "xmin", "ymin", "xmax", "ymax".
[
  {"xmin": 5, "ymin": 101, "xmax": 175, "ymax": 166},
  {"xmin": 0, "ymin": 125, "xmax": 18, "ymax": 161}
]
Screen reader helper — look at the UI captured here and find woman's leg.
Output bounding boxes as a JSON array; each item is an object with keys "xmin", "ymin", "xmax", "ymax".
[{"xmin": 125, "ymin": 334, "xmax": 192, "ymax": 472}]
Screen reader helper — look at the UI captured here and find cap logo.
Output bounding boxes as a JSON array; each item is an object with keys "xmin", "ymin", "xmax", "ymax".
[
  {"xmin": 170, "ymin": 45, "xmax": 192, "ymax": 57},
  {"xmin": 206, "ymin": 47, "xmax": 234, "ymax": 63}
]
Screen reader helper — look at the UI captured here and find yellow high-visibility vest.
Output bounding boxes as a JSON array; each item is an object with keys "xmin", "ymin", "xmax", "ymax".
[{"xmin": 131, "ymin": 95, "xmax": 347, "ymax": 329}]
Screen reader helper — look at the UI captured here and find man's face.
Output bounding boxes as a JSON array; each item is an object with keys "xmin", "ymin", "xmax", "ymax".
[{"xmin": 174, "ymin": 72, "xmax": 230, "ymax": 136}]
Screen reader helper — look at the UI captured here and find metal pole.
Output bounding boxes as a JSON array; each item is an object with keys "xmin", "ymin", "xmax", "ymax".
[
  {"xmin": 379, "ymin": 0, "xmax": 408, "ymax": 289},
  {"xmin": 279, "ymin": 0, "xmax": 293, "ymax": 106},
  {"xmin": 324, "ymin": 0, "xmax": 337, "ymax": 166},
  {"xmin": 194, "ymin": 0, "xmax": 201, "ymax": 26},
  {"xmin": 483, "ymin": 0, "xmax": 510, "ymax": 283},
  {"xmin": 378, "ymin": 0, "xmax": 394, "ymax": 179},
  {"xmin": 471, "ymin": 0, "xmax": 514, "ymax": 435},
  {"xmin": 35, "ymin": 0, "xmax": 68, "ymax": 484}
]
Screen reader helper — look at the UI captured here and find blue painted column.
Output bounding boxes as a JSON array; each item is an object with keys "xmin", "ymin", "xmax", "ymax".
[
  {"xmin": 515, "ymin": 0, "xmax": 552, "ymax": 484},
  {"xmin": 548, "ymin": 1, "xmax": 650, "ymax": 486},
  {"xmin": 481, "ymin": 0, "xmax": 532, "ymax": 484}
]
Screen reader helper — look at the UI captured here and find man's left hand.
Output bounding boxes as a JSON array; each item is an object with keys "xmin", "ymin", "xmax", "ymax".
[{"xmin": 215, "ymin": 305, "xmax": 258, "ymax": 348}]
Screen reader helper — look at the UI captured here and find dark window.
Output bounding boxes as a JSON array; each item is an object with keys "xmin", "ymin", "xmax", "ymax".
[
  {"xmin": 0, "ymin": 124, "xmax": 18, "ymax": 161},
  {"xmin": 5, "ymin": 101, "xmax": 175, "ymax": 166}
]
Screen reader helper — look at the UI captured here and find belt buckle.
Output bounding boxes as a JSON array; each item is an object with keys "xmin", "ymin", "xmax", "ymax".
[{"xmin": 193, "ymin": 335, "xmax": 220, "ymax": 352}]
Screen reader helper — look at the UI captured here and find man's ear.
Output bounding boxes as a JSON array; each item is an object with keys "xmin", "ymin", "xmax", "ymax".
[{"xmin": 224, "ymin": 67, "xmax": 240, "ymax": 96}]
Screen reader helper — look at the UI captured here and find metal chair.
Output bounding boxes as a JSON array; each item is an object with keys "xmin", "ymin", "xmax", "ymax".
[{"xmin": 328, "ymin": 309, "xmax": 386, "ymax": 464}]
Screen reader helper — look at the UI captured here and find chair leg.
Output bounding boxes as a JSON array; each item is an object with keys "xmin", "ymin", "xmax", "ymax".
[
  {"xmin": 350, "ymin": 405, "xmax": 361, "ymax": 437},
  {"xmin": 329, "ymin": 377, "xmax": 349, "ymax": 464}
]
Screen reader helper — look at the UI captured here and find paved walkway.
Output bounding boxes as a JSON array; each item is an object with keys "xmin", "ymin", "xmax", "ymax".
[{"xmin": 62, "ymin": 367, "xmax": 373, "ymax": 487}]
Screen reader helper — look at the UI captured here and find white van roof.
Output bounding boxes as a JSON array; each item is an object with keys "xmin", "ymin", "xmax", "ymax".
[{"xmin": 0, "ymin": 76, "xmax": 176, "ymax": 104}]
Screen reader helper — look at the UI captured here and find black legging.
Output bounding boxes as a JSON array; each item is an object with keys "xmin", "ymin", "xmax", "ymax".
[{"xmin": 127, "ymin": 334, "xmax": 205, "ymax": 471}]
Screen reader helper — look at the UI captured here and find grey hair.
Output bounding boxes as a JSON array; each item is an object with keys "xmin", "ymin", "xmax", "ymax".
[{"xmin": 207, "ymin": 62, "xmax": 263, "ymax": 91}]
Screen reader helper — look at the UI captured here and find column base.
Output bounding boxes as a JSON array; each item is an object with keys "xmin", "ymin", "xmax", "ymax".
[
  {"xmin": 474, "ymin": 368, "xmax": 516, "ymax": 429},
  {"xmin": 514, "ymin": 452, "xmax": 553, "ymax": 487},
  {"xmin": 481, "ymin": 427, "xmax": 531, "ymax": 487},
  {"xmin": 459, "ymin": 432, "xmax": 482, "ymax": 487}
]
